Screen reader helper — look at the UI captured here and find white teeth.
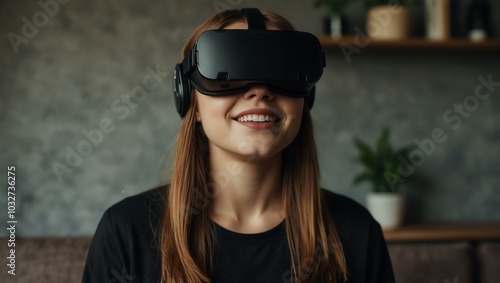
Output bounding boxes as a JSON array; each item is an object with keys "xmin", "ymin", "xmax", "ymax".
[{"xmin": 236, "ymin": 114, "xmax": 277, "ymax": 122}]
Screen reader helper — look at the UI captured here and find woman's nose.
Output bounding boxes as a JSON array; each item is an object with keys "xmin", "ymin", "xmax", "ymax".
[{"xmin": 243, "ymin": 84, "xmax": 275, "ymax": 102}]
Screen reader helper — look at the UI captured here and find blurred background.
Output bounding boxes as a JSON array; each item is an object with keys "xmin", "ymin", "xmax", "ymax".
[{"xmin": 0, "ymin": 0, "xmax": 499, "ymax": 238}]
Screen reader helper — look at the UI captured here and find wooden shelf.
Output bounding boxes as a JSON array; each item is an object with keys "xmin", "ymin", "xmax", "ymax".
[
  {"xmin": 383, "ymin": 222, "xmax": 500, "ymax": 242},
  {"xmin": 318, "ymin": 36, "xmax": 500, "ymax": 54}
]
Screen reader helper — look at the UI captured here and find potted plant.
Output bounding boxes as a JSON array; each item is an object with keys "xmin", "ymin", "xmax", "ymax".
[
  {"xmin": 314, "ymin": 0, "xmax": 351, "ymax": 37},
  {"xmin": 352, "ymin": 128, "xmax": 415, "ymax": 230},
  {"xmin": 364, "ymin": 0, "xmax": 419, "ymax": 39}
]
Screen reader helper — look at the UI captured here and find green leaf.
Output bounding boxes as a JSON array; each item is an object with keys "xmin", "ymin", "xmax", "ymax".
[
  {"xmin": 376, "ymin": 128, "xmax": 390, "ymax": 155},
  {"xmin": 313, "ymin": 0, "xmax": 352, "ymax": 14},
  {"xmin": 352, "ymin": 128, "xmax": 419, "ymax": 193},
  {"xmin": 352, "ymin": 172, "xmax": 371, "ymax": 185},
  {"xmin": 354, "ymin": 138, "xmax": 373, "ymax": 157}
]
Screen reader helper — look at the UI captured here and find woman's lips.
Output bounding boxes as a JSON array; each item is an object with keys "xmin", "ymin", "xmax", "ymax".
[
  {"xmin": 232, "ymin": 108, "xmax": 282, "ymax": 129},
  {"xmin": 236, "ymin": 114, "xmax": 277, "ymax": 122},
  {"xmin": 233, "ymin": 108, "xmax": 281, "ymax": 120},
  {"xmin": 234, "ymin": 120, "xmax": 279, "ymax": 130}
]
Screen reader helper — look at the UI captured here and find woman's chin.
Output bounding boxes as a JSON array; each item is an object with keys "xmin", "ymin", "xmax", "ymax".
[{"xmin": 234, "ymin": 149, "xmax": 282, "ymax": 163}]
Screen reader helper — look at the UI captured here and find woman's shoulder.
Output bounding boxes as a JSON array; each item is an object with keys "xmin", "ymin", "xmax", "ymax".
[
  {"xmin": 321, "ymin": 189, "xmax": 395, "ymax": 282},
  {"xmin": 320, "ymin": 188, "xmax": 379, "ymax": 233},
  {"xmin": 321, "ymin": 188, "xmax": 371, "ymax": 217},
  {"xmin": 83, "ymin": 185, "xmax": 166, "ymax": 282},
  {"xmin": 108, "ymin": 184, "xmax": 166, "ymax": 211},
  {"xmin": 104, "ymin": 184, "xmax": 167, "ymax": 231}
]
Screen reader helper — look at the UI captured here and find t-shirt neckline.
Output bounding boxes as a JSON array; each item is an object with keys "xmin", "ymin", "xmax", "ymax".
[{"xmin": 212, "ymin": 219, "xmax": 286, "ymax": 245}]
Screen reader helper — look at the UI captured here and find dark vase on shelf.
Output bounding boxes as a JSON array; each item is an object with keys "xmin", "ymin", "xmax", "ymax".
[
  {"xmin": 323, "ymin": 14, "xmax": 348, "ymax": 38},
  {"xmin": 466, "ymin": 0, "xmax": 491, "ymax": 41}
]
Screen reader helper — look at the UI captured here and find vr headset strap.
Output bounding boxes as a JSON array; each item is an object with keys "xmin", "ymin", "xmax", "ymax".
[{"xmin": 241, "ymin": 8, "xmax": 266, "ymax": 30}]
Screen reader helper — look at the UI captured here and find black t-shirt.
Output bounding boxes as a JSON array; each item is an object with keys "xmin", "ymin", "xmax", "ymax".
[{"xmin": 82, "ymin": 186, "xmax": 395, "ymax": 283}]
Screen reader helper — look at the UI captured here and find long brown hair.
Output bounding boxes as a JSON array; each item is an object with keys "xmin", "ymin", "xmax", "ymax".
[{"xmin": 160, "ymin": 9, "xmax": 347, "ymax": 283}]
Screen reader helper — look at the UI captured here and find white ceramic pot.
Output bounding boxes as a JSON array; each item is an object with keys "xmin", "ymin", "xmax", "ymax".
[
  {"xmin": 366, "ymin": 5, "xmax": 411, "ymax": 39},
  {"xmin": 329, "ymin": 13, "xmax": 342, "ymax": 38},
  {"xmin": 367, "ymin": 192, "xmax": 405, "ymax": 230}
]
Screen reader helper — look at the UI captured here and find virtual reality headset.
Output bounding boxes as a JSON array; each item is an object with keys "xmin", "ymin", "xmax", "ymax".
[{"xmin": 173, "ymin": 8, "xmax": 326, "ymax": 117}]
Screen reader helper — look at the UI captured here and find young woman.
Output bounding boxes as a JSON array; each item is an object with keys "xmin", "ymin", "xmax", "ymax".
[{"xmin": 82, "ymin": 8, "xmax": 395, "ymax": 283}]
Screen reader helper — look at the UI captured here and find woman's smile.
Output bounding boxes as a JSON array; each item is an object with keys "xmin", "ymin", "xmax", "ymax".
[{"xmin": 232, "ymin": 107, "xmax": 282, "ymax": 130}]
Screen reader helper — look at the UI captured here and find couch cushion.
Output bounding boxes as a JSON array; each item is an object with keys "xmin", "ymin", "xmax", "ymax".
[
  {"xmin": 478, "ymin": 242, "xmax": 500, "ymax": 283},
  {"xmin": 388, "ymin": 242, "xmax": 471, "ymax": 283},
  {"xmin": 1, "ymin": 237, "xmax": 92, "ymax": 283}
]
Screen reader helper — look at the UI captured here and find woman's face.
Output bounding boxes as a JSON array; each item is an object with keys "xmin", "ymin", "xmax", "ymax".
[{"xmin": 194, "ymin": 22, "xmax": 304, "ymax": 161}]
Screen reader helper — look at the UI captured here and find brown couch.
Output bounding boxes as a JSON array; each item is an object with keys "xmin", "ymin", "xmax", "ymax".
[
  {"xmin": 0, "ymin": 237, "xmax": 91, "ymax": 283},
  {"xmin": 1, "ymin": 237, "xmax": 499, "ymax": 283}
]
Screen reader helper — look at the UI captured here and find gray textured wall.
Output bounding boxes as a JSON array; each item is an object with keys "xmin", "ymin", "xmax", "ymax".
[{"xmin": 1, "ymin": 0, "xmax": 499, "ymax": 236}]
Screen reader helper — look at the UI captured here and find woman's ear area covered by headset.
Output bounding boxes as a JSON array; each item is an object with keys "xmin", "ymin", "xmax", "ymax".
[
  {"xmin": 173, "ymin": 62, "xmax": 192, "ymax": 118},
  {"xmin": 172, "ymin": 8, "xmax": 325, "ymax": 118}
]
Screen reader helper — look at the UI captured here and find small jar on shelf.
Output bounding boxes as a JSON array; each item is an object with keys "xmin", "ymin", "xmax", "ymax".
[{"xmin": 466, "ymin": 0, "xmax": 491, "ymax": 42}]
